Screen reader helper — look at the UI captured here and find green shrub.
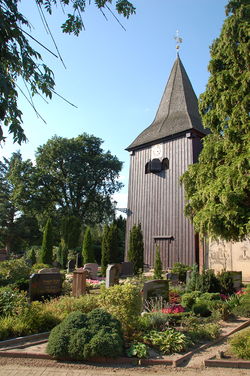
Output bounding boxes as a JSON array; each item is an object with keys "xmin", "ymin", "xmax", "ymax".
[
  {"xmin": 40, "ymin": 218, "xmax": 53, "ymax": 265},
  {"xmin": 47, "ymin": 309, "xmax": 124, "ymax": 360},
  {"xmin": 196, "ymin": 269, "xmax": 220, "ymax": 293},
  {"xmin": 127, "ymin": 342, "xmax": 149, "ymax": 358},
  {"xmin": 185, "ymin": 264, "xmax": 199, "ymax": 292},
  {"xmin": 127, "ymin": 223, "xmax": 144, "ymax": 275},
  {"xmin": 144, "ymin": 329, "xmax": 190, "ymax": 354},
  {"xmin": 31, "ymin": 263, "xmax": 50, "ymax": 273},
  {"xmin": 208, "ymin": 300, "xmax": 230, "ymax": 320},
  {"xmin": 82, "ymin": 226, "xmax": 95, "ymax": 264},
  {"xmin": 45, "ymin": 294, "xmax": 100, "ymax": 321},
  {"xmin": 0, "ymin": 287, "xmax": 29, "ymax": 316},
  {"xmin": 172, "ymin": 263, "xmax": 191, "ymax": 283},
  {"xmin": 229, "ymin": 328, "xmax": 250, "ymax": 360},
  {"xmin": 181, "ymin": 291, "xmax": 201, "ymax": 309},
  {"xmin": 0, "ymin": 258, "xmax": 31, "ymax": 287},
  {"xmin": 232, "ymin": 301, "xmax": 250, "ymax": 317},
  {"xmin": 217, "ymin": 271, "xmax": 234, "ymax": 295},
  {"xmin": 153, "ymin": 246, "xmax": 163, "ymax": 279},
  {"xmin": 185, "ymin": 323, "xmax": 220, "ymax": 343},
  {"xmin": 99, "ymin": 283, "xmax": 142, "ymax": 334},
  {"xmin": 192, "ymin": 302, "xmax": 211, "ymax": 317},
  {"xmin": 139, "ymin": 311, "xmax": 190, "ymax": 331}
]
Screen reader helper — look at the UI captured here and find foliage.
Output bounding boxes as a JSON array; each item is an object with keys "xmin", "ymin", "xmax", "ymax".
[
  {"xmin": 34, "ymin": 134, "xmax": 123, "ymax": 225},
  {"xmin": 47, "ymin": 309, "xmax": 124, "ymax": 360},
  {"xmin": 232, "ymin": 294, "xmax": 250, "ymax": 317},
  {"xmin": 98, "ymin": 283, "xmax": 142, "ymax": 334},
  {"xmin": 82, "ymin": 226, "xmax": 95, "ymax": 264},
  {"xmin": 181, "ymin": 0, "xmax": 250, "ymax": 240},
  {"xmin": 127, "ymin": 342, "xmax": 149, "ymax": 359},
  {"xmin": 61, "ymin": 216, "xmax": 81, "ymax": 251},
  {"xmin": 101, "ymin": 224, "xmax": 110, "ymax": 276},
  {"xmin": 185, "ymin": 264, "xmax": 199, "ymax": 292},
  {"xmin": 127, "ymin": 223, "xmax": 144, "ymax": 275},
  {"xmin": 0, "ymin": 258, "xmax": 31, "ymax": 287},
  {"xmin": 113, "ymin": 215, "xmax": 126, "ymax": 262},
  {"xmin": 143, "ymin": 329, "xmax": 190, "ymax": 355},
  {"xmin": 192, "ymin": 302, "xmax": 211, "ymax": 317},
  {"xmin": 196, "ymin": 269, "xmax": 221, "ymax": 293},
  {"xmin": 0, "ymin": 153, "xmax": 41, "ymax": 252},
  {"xmin": 0, "ymin": 287, "xmax": 29, "ymax": 316},
  {"xmin": 45, "ymin": 294, "xmax": 100, "ymax": 321},
  {"xmin": 40, "ymin": 218, "xmax": 53, "ymax": 265},
  {"xmin": 0, "ymin": 0, "xmax": 135, "ymax": 144},
  {"xmin": 25, "ymin": 248, "xmax": 37, "ymax": 266},
  {"xmin": 139, "ymin": 311, "xmax": 190, "ymax": 331},
  {"xmin": 31, "ymin": 263, "xmax": 50, "ymax": 273},
  {"xmin": 185, "ymin": 322, "xmax": 220, "ymax": 343},
  {"xmin": 217, "ymin": 271, "xmax": 235, "ymax": 295},
  {"xmin": 229, "ymin": 328, "xmax": 250, "ymax": 360},
  {"xmin": 181, "ymin": 291, "xmax": 202, "ymax": 309},
  {"xmin": 153, "ymin": 246, "xmax": 163, "ymax": 279},
  {"xmin": 172, "ymin": 263, "xmax": 191, "ymax": 283}
]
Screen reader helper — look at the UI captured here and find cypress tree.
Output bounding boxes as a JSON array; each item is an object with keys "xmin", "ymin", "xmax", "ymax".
[
  {"xmin": 109, "ymin": 223, "xmax": 119, "ymax": 264},
  {"xmin": 101, "ymin": 225, "xmax": 110, "ymax": 276},
  {"xmin": 82, "ymin": 226, "xmax": 95, "ymax": 264},
  {"xmin": 153, "ymin": 246, "xmax": 163, "ymax": 279},
  {"xmin": 181, "ymin": 0, "xmax": 250, "ymax": 241},
  {"xmin": 127, "ymin": 223, "xmax": 144, "ymax": 275},
  {"xmin": 40, "ymin": 218, "xmax": 53, "ymax": 265}
]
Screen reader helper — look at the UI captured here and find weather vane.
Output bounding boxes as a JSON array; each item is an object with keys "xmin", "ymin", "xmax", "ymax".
[{"xmin": 174, "ymin": 30, "xmax": 183, "ymax": 53}]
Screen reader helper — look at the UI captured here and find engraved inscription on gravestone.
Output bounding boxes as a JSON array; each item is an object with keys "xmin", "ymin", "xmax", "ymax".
[{"xmin": 29, "ymin": 269, "xmax": 63, "ymax": 301}]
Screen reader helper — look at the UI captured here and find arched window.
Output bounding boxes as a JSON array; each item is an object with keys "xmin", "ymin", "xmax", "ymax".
[{"xmin": 162, "ymin": 158, "xmax": 169, "ymax": 170}]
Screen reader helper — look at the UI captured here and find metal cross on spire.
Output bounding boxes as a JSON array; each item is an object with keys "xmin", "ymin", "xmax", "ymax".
[{"xmin": 174, "ymin": 30, "xmax": 183, "ymax": 53}]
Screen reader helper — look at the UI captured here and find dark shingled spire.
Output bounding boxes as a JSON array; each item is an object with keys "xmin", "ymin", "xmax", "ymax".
[{"xmin": 127, "ymin": 55, "xmax": 208, "ymax": 150}]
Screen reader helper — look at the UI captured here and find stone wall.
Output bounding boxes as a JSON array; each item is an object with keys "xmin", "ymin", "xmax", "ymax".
[{"xmin": 205, "ymin": 238, "xmax": 250, "ymax": 282}]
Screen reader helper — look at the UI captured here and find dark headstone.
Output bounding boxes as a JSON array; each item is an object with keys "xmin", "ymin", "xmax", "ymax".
[
  {"xmin": 72, "ymin": 268, "xmax": 88, "ymax": 297},
  {"xmin": 67, "ymin": 259, "xmax": 76, "ymax": 273},
  {"xmin": 120, "ymin": 261, "xmax": 134, "ymax": 277},
  {"xmin": 106, "ymin": 264, "xmax": 122, "ymax": 288},
  {"xmin": 29, "ymin": 269, "xmax": 62, "ymax": 301},
  {"xmin": 228, "ymin": 271, "xmax": 242, "ymax": 290},
  {"xmin": 76, "ymin": 253, "xmax": 83, "ymax": 268},
  {"xmin": 165, "ymin": 272, "xmax": 179, "ymax": 285},
  {"xmin": 143, "ymin": 279, "xmax": 169, "ymax": 303},
  {"xmin": 83, "ymin": 263, "xmax": 98, "ymax": 279}
]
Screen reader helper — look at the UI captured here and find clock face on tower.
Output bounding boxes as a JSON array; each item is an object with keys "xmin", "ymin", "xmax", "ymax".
[{"xmin": 151, "ymin": 144, "xmax": 163, "ymax": 159}]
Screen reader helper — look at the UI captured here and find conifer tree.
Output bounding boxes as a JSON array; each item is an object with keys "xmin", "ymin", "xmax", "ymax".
[
  {"xmin": 153, "ymin": 246, "xmax": 163, "ymax": 279},
  {"xmin": 181, "ymin": 0, "xmax": 250, "ymax": 241},
  {"xmin": 101, "ymin": 225, "xmax": 110, "ymax": 276},
  {"xmin": 127, "ymin": 223, "xmax": 144, "ymax": 275},
  {"xmin": 82, "ymin": 226, "xmax": 95, "ymax": 264},
  {"xmin": 108, "ymin": 223, "xmax": 119, "ymax": 264},
  {"xmin": 40, "ymin": 218, "xmax": 53, "ymax": 265}
]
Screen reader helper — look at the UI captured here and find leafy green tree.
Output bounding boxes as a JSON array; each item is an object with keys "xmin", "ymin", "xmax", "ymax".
[
  {"xmin": 0, "ymin": 153, "xmax": 41, "ymax": 252},
  {"xmin": 61, "ymin": 216, "xmax": 81, "ymax": 250},
  {"xmin": 33, "ymin": 134, "xmax": 123, "ymax": 225},
  {"xmin": 153, "ymin": 246, "xmax": 163, "ymax": 279},
  {"xmin": 0, "ymin": 0, "xmax": 135, "ymax": 144},
  {"xmin": 40, "ymin": 218, "xmax": 53, "ymax": 264},
  {"xmin": 127, "ymin": 223, "xmax": 144, "ymax": 275},
  {"xmin": 101, "ymin": 225, "xmax": 110, "ymax": 276},
  {"xmin": 181, "ymin": 0, "xmax": 250, "ymax": 241},
  {"xmin": 108, "ymin": 223, "xmax": 120, "ymax": 264},
  {"xmin": 82, "ymin": 226, "xmax": 95, "ymax": 264}
]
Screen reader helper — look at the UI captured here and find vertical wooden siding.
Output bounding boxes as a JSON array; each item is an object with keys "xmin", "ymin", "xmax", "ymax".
[{"xmin": 125, "ymin": 134, "xmax": 203, "ymax": 269}]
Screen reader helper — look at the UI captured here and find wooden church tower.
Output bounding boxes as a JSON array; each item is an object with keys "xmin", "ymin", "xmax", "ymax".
[{"xmin": 125, "ymin": 55, "xmax": 208, "ymax": 269}]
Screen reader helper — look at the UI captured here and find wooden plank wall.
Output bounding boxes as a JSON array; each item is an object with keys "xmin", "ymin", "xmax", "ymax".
[{"xmin": 125, "ymin": 133, "xmax": 203, "ymax": 269}]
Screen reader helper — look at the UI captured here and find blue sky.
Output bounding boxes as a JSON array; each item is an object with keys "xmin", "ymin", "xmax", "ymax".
[{"xmin": 2, "ymin": 0, "xmax": 228, "ymax": 209}]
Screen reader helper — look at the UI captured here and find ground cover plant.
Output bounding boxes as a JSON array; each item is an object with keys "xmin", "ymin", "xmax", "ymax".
[{"xmin": 229, "ymin": 327, "xmax": 250, "ymax": 360}]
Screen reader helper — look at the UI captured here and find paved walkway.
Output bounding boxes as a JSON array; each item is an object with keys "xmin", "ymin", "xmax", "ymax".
[{"xmin": 1, "ymin": 362, "xmax": 250, "ymax": 376}]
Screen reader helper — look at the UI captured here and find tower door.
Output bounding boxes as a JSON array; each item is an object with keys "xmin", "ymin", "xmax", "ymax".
[{"xmin": 153, "ymin": 236, "xmax": 175, "ymax": 270}]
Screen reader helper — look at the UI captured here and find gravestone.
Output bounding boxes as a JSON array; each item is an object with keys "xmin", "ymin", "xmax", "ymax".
[
  {"xmin": 165, "ymin": 272, "xmax": 179, "ymax": 285},
  {"xmin": 67, "ymin": 259, "xmax": 76, "ymax": 273},
  {"xmin": 76, "ymin": 253, "xmax": 83, "ymax": 268},
  {"xmin": 29, "ymin": 268, "xmax": 62, "ymax": 301},
  {"xmin": 229, "ymin": 271, "xmax": 242, "ymax": 290},
  {"xmin": 143, "ymin": 279, "xmax": 169, "ymax": 304},
  {"xmin": 72, "ymin": 268, "xmax": 88, "ymax": 297},
  {"xmin": 120, "ymin": 261, "xmax": 134, "ymax": 277},
  {"xmin": 186, "ymin": 270, "xmax": 192, "ymax": 285},
  {"xmin": 84, "ymin": 263, "xmax": 98, "ymax": 279},
  {"xmin": 106, "ymin": 264, "xmax": 122, "ymax": 288}
]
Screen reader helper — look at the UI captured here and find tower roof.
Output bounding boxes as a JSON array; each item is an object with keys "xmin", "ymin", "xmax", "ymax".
[{"xmin": 126, "ymin": 55, "xmax": 208, "ymax": 151}]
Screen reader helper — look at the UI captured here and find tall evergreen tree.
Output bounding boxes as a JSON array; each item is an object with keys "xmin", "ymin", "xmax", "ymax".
[
  {"xmin": 40, "ymin": 218, "xmax": 53, "ymax": 265},
  {"xmin": 127, "ymin": 223, "xmax": 144, "ymax": 275},
  {"xmin": 153, "ymin": 246, "xmax": 163, "ymax": 279},
  {"xmin": 108, "ymin": 223, "xmax": 119, "ymax": 264},
  {"xmin": 181, "ymin": 0, "xmax": 250, "ymax": 241},
  {"xmin": 101, "ymin": 225, "xmax": 110, "ymax": 276},
  {"xmin": 82, "ymin": 226, "xmax": 95, "ymax": 264}
]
